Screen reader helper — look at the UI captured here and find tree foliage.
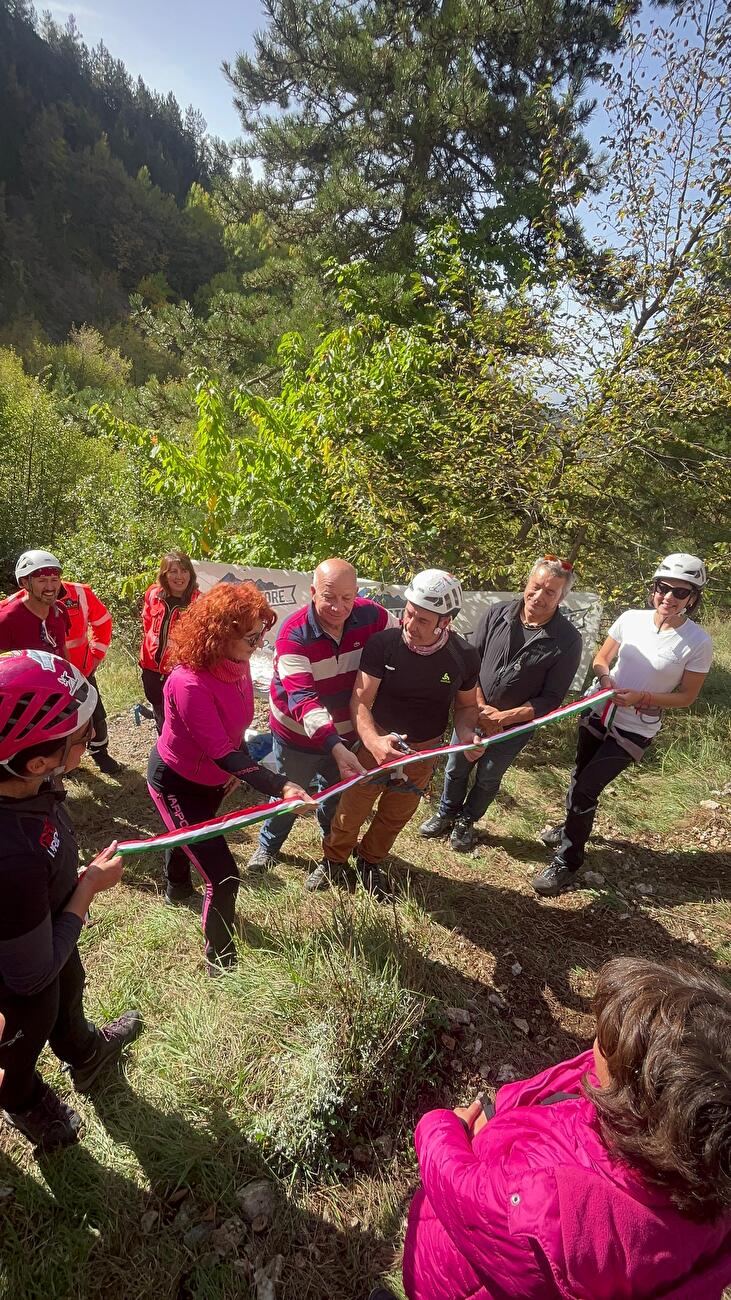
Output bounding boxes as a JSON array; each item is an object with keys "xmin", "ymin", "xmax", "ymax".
[{"xmin": 225, "ymin": 0, "xmax": 624, "ymax": 277}]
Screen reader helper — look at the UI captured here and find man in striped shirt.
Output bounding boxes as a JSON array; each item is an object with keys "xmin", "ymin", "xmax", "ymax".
[{"xmin": 247, "ymin": 558, "xmax": 390, "ymax": 873}]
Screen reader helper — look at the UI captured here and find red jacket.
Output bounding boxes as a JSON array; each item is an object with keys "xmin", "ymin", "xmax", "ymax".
[
  {"xmin": 139, "ymin": 583, "xmax": 199, "ymax": 675},
  {"xmin": 56, "ymin": 582, "xmax": 112, "ymax": 677}
]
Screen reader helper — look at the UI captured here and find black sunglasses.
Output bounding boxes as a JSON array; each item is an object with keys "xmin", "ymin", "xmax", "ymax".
[{"xmin": 653, "ymin": 579, "xmax": 694, "ymax": 601}]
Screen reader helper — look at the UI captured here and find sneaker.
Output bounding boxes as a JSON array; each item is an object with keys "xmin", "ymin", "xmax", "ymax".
[
  {"xmin": 531, "ymin": 860, "xmax": 578, "ymax": 898},
  {"xmin": 91, "ymin": 750, "xmax": 122, "ymax": 776},
  {"xmin": 304, "ymin": 859, "xmax": 344, "ymax": 892},
  {"xmin": 354, "ymin": 856, "xmax": 390, "ymax": 901},
  {"xmin": 68, "ymin": 1011, "xmax": 142, "ymax": 1094},
  {"xmin": 247, "ymin": 843, "xmax": 278, "ymax": 874},
  {"xmin": 450, "ymin": 816, "xmax": 476, "ymax": 853},
  {"xmin": 3, "ymin": 1083, "xmax": 82, "ymax": 1152},
  {"xmin": 539, "ymin": 823, "xmax": 563, "ymax": 847},
  {"xmin": 164, "ymin": 882, "xmax": 200, "ymax": 908},
  {"xmin": 419, "ymin": 812, "xmax": 456, "ymax": 838}
]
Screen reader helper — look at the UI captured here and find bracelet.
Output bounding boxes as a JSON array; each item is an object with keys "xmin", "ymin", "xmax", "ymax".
[{"xmin": 636, "ymin": 691, "xmax": 654, "ymax": 710}]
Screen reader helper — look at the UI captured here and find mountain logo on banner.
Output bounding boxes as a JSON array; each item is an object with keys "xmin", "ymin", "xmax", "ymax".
[{"xmin": 218, "ymin": 572, "xmax": 297, "ymax": 608}]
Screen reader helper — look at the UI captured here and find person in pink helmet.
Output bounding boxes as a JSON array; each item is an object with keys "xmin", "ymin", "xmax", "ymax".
[
  {"xmin": 0, "ymin": 649, "xmax": 141, "ymax": 1152},
  {"xmin": 387, "ymin": 957, "xmax": 731, "ymax": 1300}
]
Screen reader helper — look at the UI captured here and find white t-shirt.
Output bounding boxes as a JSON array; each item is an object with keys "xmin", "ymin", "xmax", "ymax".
[{"xmin": 594, "ymin": 609, "xmax": 713, "ymax": 738}]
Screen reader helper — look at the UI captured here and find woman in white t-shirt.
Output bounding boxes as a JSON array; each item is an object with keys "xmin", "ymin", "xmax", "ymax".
[{"xmin": 532, "ymin": 553, "xmax": 713, "ymax": 897}]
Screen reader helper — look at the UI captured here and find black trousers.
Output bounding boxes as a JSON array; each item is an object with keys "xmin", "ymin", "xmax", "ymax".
[
  {"xmin": 0, "ymin": 946, "xmax": 97, "ymax": 1112},
  {"xmin": 87, "ymin": 670, "xmax": 109, "ymax": 754},
  {"xmin": 141, "ymin": 668, "xmax": 166, "ymax": 735},
  {"xmin": 556, "ymin": 718, "xmax": 644, "ymax": 870},
  {"xmin": 147, "ymin": 750, "xmax": 239, "ymax": 966}
]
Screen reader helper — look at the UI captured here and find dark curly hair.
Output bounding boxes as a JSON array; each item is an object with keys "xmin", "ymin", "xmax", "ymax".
[
  {"xmin": 584, "ymin": 957, "xmax": 731, "ymax": 1222},
  {"xmin": 168, "ymin": 581, "xmax": 276, "ymax": 671}
]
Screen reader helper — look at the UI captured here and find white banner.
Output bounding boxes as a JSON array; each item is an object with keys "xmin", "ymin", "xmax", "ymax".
[{"xmin": 193, "ymin": 563, "xmax": 601, "ymax": 693}]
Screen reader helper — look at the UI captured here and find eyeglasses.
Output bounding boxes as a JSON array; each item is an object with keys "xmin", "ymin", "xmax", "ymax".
[
  {"xmin": 543, "ymin": 554, "xmax": 573, "ymax": 572},
  {"xmin": 653, "ymin": 579, "xmax": 693, "ymax": 601},
  {"xmin": 243, "ymin": 628, "xmax": 266, "ymax": 648}
]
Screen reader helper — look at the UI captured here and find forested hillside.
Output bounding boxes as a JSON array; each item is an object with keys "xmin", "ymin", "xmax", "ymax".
[{"xmin": 0, "ymin": 0, "xmax": 227, "ymax": 336}]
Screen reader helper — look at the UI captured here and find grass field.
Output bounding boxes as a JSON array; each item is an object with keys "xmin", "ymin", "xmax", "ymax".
[{"xmin": 1, "ymin": 622, "xmax": 729, "ymax": 1299}]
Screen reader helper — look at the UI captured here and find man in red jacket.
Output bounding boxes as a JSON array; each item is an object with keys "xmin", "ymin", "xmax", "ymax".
[{"xmin": 0, "ymin": 550, "xmax": 121, "ymax": 775}]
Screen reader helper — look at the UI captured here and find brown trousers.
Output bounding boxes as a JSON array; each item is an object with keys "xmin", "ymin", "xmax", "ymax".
[{"xmin": 322, "ymin": 740, "xmax": 438, "ymax": 866}]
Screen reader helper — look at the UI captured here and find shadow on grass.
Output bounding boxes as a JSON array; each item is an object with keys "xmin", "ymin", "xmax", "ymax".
[{"xmin": 381, "ymin": 857, "xmax": 724, "ymax": 1063}]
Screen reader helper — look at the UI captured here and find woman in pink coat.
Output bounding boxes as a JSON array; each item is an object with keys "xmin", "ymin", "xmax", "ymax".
[{"xmin": 396, "ymin": 957, "xmax": 731, "ymax": 1300}]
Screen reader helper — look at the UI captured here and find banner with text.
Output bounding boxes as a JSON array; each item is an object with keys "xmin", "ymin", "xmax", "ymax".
[{"xmin": 192, "ymin": 562, "xmax": 602, "ymax": 693}]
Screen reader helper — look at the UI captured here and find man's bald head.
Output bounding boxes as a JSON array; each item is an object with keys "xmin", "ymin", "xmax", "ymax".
[{"xmin": 311, "ymin": 557, "xmax": 358, "ymax": 638}]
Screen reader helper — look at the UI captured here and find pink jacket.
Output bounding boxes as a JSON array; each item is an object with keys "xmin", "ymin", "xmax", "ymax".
[
  {"xmin": 403, "ymin": 1051, "xmax": 731, "ymax": 1300},
  {"xmin": 158, "ymin": 664, "xmax": 254, "ymax": 786}
]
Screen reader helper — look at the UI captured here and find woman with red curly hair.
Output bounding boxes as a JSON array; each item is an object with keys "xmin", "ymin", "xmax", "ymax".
[{"xmin": 147, "ymin": 582, "xmax": 314, "ymax": 972}]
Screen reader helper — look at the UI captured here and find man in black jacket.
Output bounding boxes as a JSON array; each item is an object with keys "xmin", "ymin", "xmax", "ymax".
[{"xmin": 420, "ymin": 558, "xmax": 582, "ymax": 852}]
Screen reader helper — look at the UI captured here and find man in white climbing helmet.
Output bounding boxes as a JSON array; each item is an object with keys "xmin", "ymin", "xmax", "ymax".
[{"xmin": 307, "ymin": 568, "xmax": 482, "ymax": 895}]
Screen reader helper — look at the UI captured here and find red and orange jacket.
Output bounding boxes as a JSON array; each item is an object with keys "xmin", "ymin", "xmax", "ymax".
[
  {"xmin": 139, "ymin": 583, "xmax": 200, "ymax": 676},
  {"xmin": 56, "ymin": 582, "xmax": 113, "ymax": 676},
  {"xmin": 0, "ymin": 583, "xmax": 111, "ymax": 676}
]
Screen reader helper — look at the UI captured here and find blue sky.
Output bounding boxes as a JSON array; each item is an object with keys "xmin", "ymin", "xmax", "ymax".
[{"xmin": 45, "ymin": 0, "xmax": 266, "ymax": 141}]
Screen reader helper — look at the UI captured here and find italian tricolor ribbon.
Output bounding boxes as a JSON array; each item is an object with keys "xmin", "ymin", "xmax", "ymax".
[{"xmin": 117, "ymin": 688, "xmax": 614, "ymax": 857}]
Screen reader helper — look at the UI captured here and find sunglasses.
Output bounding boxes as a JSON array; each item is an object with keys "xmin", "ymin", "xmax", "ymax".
[
  {"xmin": 243, "ymin": 628, "xmax": 266, "ymax": 648},
  {"xmin": 654, "ymin": 579, "xmax": 693, "ymax": 601},
  {"xmin": 32, "ymin": 567, "xmax": 61, "ymax": 579},
  {"xmin": 543, "ymin": 554, "xmax": 573, "ymax": 572}
]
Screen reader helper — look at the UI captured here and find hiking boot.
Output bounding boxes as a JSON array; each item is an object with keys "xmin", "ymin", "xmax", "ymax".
[
  {"xmin": 304, "ymin": 859, "xmax": 344, "ymax": 892},
  {"xmin": 531, "ymin": 860, "xmax": 578, "ymax": 898},
  {"xmin": 164, "ymin": 881, "xmax": 200, "ymax": 908},
  {"xmin": 539, "ymin": 823, "xmax": 563, "ymax": 847},
  {"xmin": 247, "ymin": 843, "xmax": 278, "ymax": 875},
  {"xmin": 419, "ymin": 811, "xmax": 456, "ymax": 838},
  {"xmin": 3, "ymin": 1083, "xmax": 82, "ymax": 1152},
  {"xmin": 354, "ymin": 856, "xmax": 390, "ymax": 901},
  {"xmin": 68, "ymin": 1011, "xmax": 142, "ymax": 1094},
  {"xmin": 450, "ymin": 816, "xmax": 477, "ymax": 853},
  {"xmin": 91, "ymin": 750, "xmax": 122, "ymax": 776}
]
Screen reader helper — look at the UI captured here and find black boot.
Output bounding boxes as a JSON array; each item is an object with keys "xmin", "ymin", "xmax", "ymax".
[
  {"xmin": 91, "ymin": 749, "xmax": 122, "ymax": 776},
  {"xmin": 531, "ymin": 860, "xmax": 578, "ymax": 898},
  {"xmin": 450, "ymin": 816, "xmax": 477, "ymax": 852},
  {"xmin": 419, "ymin": 811, "xmax": 456, "ymax": 838},
  {"xmin": 69, "ymin": 1011, "xmax": 142, "ymax": 1093},
  {"xmin": 3, "ymin": 1083, "xmax": 82, "ymax": 1151}
]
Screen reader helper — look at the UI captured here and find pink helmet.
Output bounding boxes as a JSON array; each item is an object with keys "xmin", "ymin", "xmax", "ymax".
[{"xmin": 0, "ymin": 650, "xmax": 97, "ymax": 765}]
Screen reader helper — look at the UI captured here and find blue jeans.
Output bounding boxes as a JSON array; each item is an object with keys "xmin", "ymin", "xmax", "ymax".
[
  {"xmin": 258, "ymin": 735, "xmax": 340, "ymax": 854},
  {"xmin": 439, "ymin": 729, "xmax": 531, "ymax": 822}
]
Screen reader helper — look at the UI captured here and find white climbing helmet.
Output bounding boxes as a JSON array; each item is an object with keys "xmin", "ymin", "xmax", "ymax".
[
  {"xmin": 652, "ymin": 553, "xmax": 707, "ymax": 589},
  {"xmin": 404, "ymin": 569, "xmax": 463, "ymax": 618},
  {"xmin": 15, "ymin": 550, "xmax": 62, "ymax": 584}
]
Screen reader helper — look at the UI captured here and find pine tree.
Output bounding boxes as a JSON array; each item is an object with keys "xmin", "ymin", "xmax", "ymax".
[{"xmin": 225, "ymin": 0, "xmax": 623, "ymax": 279}]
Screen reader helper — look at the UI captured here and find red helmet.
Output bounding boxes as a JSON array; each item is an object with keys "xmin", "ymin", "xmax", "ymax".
[{"xmin": 0, "ymin": 649, "xmax": 97, "ymax": 765}]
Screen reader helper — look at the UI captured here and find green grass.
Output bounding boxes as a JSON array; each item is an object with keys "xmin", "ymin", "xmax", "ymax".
[{"xmin": 1, "ymin": 620, "xmax": 729, "ymax": 1299}]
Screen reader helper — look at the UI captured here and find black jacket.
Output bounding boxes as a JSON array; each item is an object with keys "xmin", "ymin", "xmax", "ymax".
[
  {"xmin": 0, "ymin": 786, "xmax": 83, "ymax": 997},
  {"xmin": 472, "ymin": 598, "xmax": 582, "ymax": 717}
]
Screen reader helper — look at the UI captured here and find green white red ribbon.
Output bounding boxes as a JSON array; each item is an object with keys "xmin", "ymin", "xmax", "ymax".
[{"xmin": 117, "ymin": 689, "xmax": 614, "ymax": 857}]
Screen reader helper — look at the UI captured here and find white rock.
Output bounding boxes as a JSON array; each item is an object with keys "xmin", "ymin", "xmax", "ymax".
[
  {"xmin": 236, "ymin": 1179, "xmax": 277, "ymax": 1225},
  {"xmin": 511, "ymin": 962, "xmax": 523, "ymax": 977},
  {"xmin": 496, "ymin": 1063, "xmax": 517, "ymax": 1082},
  {"xmin": 254, "ymin": 1254, "xmax": 284, "ymax": 1300},
  {"xmin": 700, "ymin": 800, "xmax": 721, "ymax": 810},
  {"xmin": 445, "ymin": 1006, "xmax": 471, "ymax": 1026},
  {"xmin": 513, "ymin": 1018, "xmax": 530, "ymax": 1036},
  {"xmin": 584, "ymin": 871, "xmax": 606, "ymax": 887}
]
